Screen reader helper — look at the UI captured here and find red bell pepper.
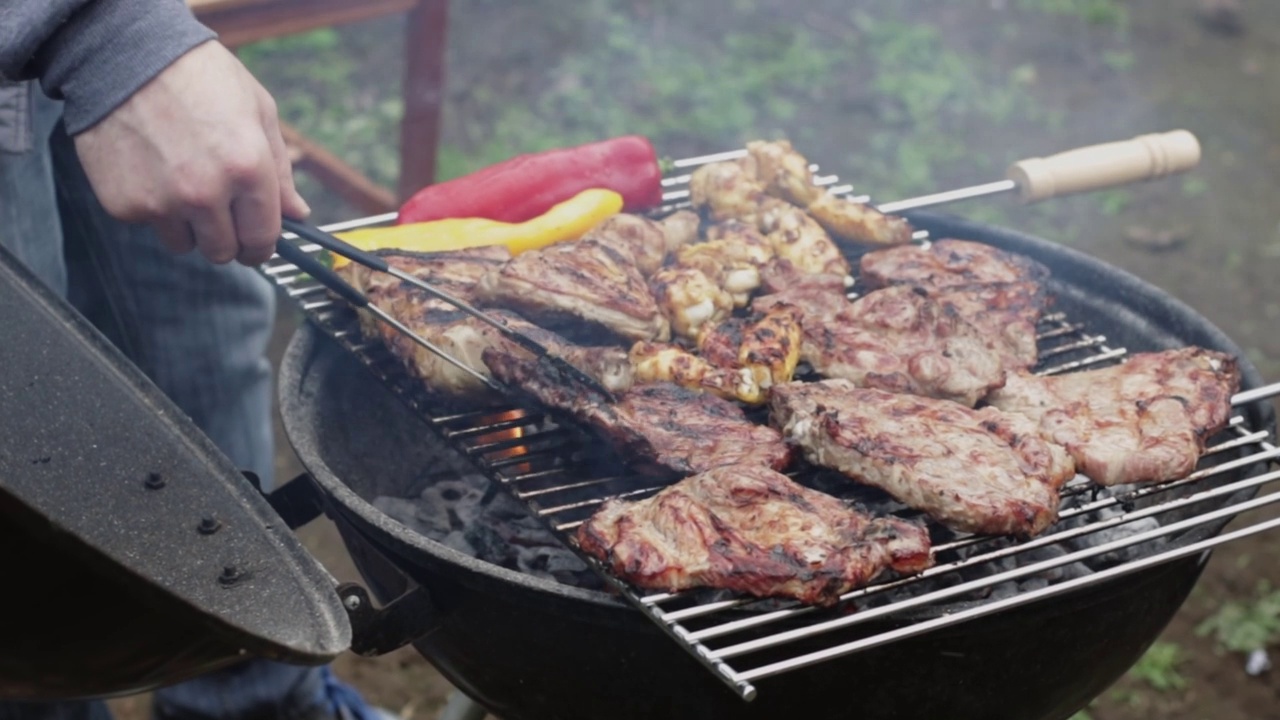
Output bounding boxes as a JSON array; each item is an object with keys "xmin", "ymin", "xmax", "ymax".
[{"xmin": 397, "ymin": 135, "xmax": 665, "ymax": 225}]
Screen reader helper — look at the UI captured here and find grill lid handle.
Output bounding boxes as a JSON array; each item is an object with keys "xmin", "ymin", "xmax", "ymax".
[{"xmin": 1007, "ymin": 130, "xmax": 1201, "ymax": 203}]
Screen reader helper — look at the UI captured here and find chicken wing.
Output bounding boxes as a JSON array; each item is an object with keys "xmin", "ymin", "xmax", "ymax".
[{"xmin": 649, "ymin": 265, "xmax": 735, "ymax": 342}]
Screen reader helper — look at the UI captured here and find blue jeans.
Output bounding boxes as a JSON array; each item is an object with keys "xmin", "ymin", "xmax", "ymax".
[{"xmin": 0, "ymin": 88, "xmax": 331, "ymax": 720}]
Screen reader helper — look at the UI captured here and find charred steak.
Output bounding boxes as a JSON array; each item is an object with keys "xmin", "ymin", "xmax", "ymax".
[
  {"xmin": 986, "ymin": 348, "xmax": 1241, "ymax": 486},
  {"xmin": 770, "ymin": 380, "xmax": 1077, "ymax": 537},
  {"xmin": 483, "ymin": 348, "xmax": 793, "ymax": 476},
  {"xmin": 859, "ymin": 238, "xmax": 1050, "ymax": 291},
  {"xmin": 576, "ymin": 463, "xmax": 934, "ymax": 606}
]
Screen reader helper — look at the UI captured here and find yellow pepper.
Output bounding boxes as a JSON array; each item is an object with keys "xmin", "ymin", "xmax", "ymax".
[{"xmin": 327, "ymin": 188, "xmax": 624, "ymax": 269}]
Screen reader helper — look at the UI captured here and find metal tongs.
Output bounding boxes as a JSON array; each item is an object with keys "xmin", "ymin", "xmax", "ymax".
[{"xmin": 274, "ymin": 218, "xmax": 617, "ymax": 401}]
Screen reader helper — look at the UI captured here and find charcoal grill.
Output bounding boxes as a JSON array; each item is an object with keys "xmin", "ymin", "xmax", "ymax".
[{"xmin": 263, "ymin": 151, "xmax": 1280, "ymax": 719}]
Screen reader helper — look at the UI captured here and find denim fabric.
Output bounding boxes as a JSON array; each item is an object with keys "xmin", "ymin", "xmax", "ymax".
[{"xmin": 0, "ymin": 89, "xmax": 330, "ymax": 720}]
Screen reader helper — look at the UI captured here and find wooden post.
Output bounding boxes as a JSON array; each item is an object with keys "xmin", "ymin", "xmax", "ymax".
[{"xmin": 397, "ymin": 0, "xmax": 450, "ymax": 202}]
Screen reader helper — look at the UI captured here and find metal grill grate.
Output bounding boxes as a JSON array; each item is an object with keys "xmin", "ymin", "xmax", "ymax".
[{"xmin": 263, "ymin": 153, "xmax": 1280, "ymax": 702}]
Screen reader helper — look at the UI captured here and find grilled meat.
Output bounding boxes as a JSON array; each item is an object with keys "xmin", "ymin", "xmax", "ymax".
[
  {"xmin": 650, "ymin": 266, "xmax": 735, "ymax": 342},
  {"xmin": 745, "ymin": 140, "xmax": 914, "ymax": 246},
  {"xmin": 986, "ymin": 348, "xmax": 1241, "ymax": 486},
  {"xmin": 483, "ymin": 347, "xmax": 793, "ymax": 475},
  {"xmin": 577, "ymin": 464, "xmax": 934, "ymax": 606},
  {"xmin": 771, "ymin": 380, "xmax": 1076, "ymax": 537},
  {"xmin": 758, "ymin": 199, "xmax": 851, "ymax": 277},
  {"xmin": 475, "ymin": 238, "xmax": 669, "ymax": 344},
  {"xmin": 586, "ymin": 213, "xmax": 671, "ymax": 277},
  {"xmin": 805, "ymin": 193, "xmax": 916, "ymax": 247},
  {"xmin": 629, "ymin": 342, "xmax": 763, "ymax": 404},
  {"xmin": 860, "ymin": 238, "xmax": 1051, "ymax": 291},
  {"xmin": 688, "ymin": 158, "xmax": 770, "ymax": 225},
  {"xmin": 928, "ymin": 282, "xmax": 1048, "ymax": 370},
  {"xmin": 658, "ymin": 210, "xmax": 702, "ymax": 253},
  {"xmin": 676, "ymin": 220, "xmax": 775, "ymax": 307},
  {"xmin": 783, "ymin": 284, "xmax": 1007, "ymax": 406},
  {"xmin": 339, "ymin": 247, "xmax": 512, "ymax": 399},
  {"xmin": 747, "ymin": 269, "xmax": 849, "ymax": 316},
  {"xmin": 631, "ymin": 305, "xmax": 803, "ymax": 405},
  {"xmin": 342, "ymin": 245, "xmax": 637, "ymax": 400}
]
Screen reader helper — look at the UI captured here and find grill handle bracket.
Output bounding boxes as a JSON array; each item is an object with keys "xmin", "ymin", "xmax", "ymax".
[{"xmin": 338, "ymin": 581, "xmax": 439, "ymax": 657}]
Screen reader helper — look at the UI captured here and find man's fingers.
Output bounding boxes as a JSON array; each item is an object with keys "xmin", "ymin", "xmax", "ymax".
[
  {"xmin": 259, "ymin": 95, "xmax": 311, "ymax": 220},
  {"xmin": 231, "ymin": 194, "xmax": 281, "ymax": 266},
  {"xmin": 154, "ymin": 218, "xmax": 196, "ymax": 254},
  {"xmin": 187, "ymin": 205, "xmax": 240, "ymax": 265}
]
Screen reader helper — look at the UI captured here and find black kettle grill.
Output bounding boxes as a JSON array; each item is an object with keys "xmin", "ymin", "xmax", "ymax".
[{"xmin": 2, "ymin": 204, "xmax": 1278, "ymax": 720}]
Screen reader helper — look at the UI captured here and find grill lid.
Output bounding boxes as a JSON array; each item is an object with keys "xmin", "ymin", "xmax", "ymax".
[{"xmin": 0, "ymin": 244, "xmax": 351, "ymax": 701}]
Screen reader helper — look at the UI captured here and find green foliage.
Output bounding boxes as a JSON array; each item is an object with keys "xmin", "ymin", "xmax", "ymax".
[
  {"xmin": 1127, "ymin": 642, "xmax": 1187, "ymax": 692},
  {"xmin": 1016, "ymin": 0, "xmax": 1130, "ymax": 29},
  {"xmin": 1097, "ymin": 189, "xmax": 1132, "ymax": 217},
  {"xmin": 1196, "ymin": 580, "xmax": 1280, "ymax": 654}
]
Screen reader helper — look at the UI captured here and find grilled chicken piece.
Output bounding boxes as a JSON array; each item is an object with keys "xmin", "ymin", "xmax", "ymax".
[
  {"xmin": 986, "ymin": 348, "xmax": 1241, "ymax": 486},
  {"xmin": 928, "ymin": 282, "xmax": 1048, "ymax": 370},
  {"xmin": 586, "ymin": 213, "xmax": 670, "ymax": 277},
  {"xmin": 658, "ymin": 210, "xmax": 702, "ymax": 253},
  {"xmin": 688, "ymin": 158, "xmax": 770, "ymax": 225},
  {"xmin": 675, "ymin": 220, "xmax": 775, "ymax": 307},
  {"xmin": 483, "ymin": 346, "xmax": 793, "ymax": 476},
  {"xmin": 577, "ymin": 464, "xmax": 934, "ymax": 606},
  {"xmin": 860, "ymin": 238, "xmax": 1051, "ymax": 291},
  {"xmin": 475, "ymin": 238, "xmax": 669, "ymax": 344},
  {"xmin": 772, "ymin": 381, "xmax": 1076, "ymax": 537},
  {"xmin": 805, "ymin": 193, "xmax": 916, "ymax": 247},
  {"xmin": 631, "ymin": 305, "xmax": 803, "ymax": 405},
  {"xmin": 630, "ymin": 342, "xmax": 763, "ymax": 404},
  {"xmin": 785, "ymin": 284, "xmax": 1007, "ymax": 406},
  {"xmin": 758, "ymin": 199, "xmax": 851, "ymax": 277},
  {"xmin": 746, "ymin": 139, "xmax": 914, "ymax": 246},
  {"xmin": 650, "ymin": 266, "xmax": 734, "ymax": 342},
  {"xmin": 699, "ymin": 305, "xmax": 804, "ymax": 390},
  {"xmin": 745, "ymin": 139, "xmax": 825, "ymax": 207}
]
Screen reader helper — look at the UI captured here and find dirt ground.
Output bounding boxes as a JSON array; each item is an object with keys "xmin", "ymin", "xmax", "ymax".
[{"xmin": 117, "ymin": 1, "xmax": 1280, "ymax": 718}]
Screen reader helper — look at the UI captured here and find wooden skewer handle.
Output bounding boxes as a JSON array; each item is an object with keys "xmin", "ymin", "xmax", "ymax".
[{"xmin": 1007, "ymin": 130, "xmax": 1202, "ymax": 203}]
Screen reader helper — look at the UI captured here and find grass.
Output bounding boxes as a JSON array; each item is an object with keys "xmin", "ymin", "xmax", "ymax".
[
  {"xmin": 235, "ymin": 0, "xmax": 1145, "ymax": 242},
  {"xmin": 1196, "ymin": 580, "xmax": 1280, "ymax": 655}
]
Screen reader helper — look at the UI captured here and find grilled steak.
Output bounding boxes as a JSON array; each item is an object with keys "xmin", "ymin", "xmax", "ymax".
[
  {"xmin": 859, "ymin": 238, "xmax": 1050, "ymax": 291},
  {"xmin": 483, "ymin": 348, "xmax": 793, "ymax": 476},
  {"xmin": 474, "ymin": 238, "xmax": 670, "ymax": 344},
  {"xmin": 340, "ymin": 246, "xmax": 634, "ymax": 401},
  {"xmin": 576, "ymin": 463, "xmax": 934, "ymax": 606},
  {"xmin": 928, "ymin": 282, "xmax": 1048, "ymax": 370},
  {"xmin": 339, "ymin": 247, "xmax": 512, "ymax": 399},
  {"xmin": 771, "ymin": 380, "xmax": 1076, "ymax": 537},
  {"xmin": 794, "ymin": 284, "xmax": 1008, "ymax": 406},
  {"xmin": 986, "ymin": 348, "xmax": 1241, "ymax": 486}
]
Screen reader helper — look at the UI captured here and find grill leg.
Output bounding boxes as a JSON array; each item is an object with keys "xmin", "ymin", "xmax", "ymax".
[{"xmin": 437, "ymin": 689, "xmax": 487, "ymax": 720}]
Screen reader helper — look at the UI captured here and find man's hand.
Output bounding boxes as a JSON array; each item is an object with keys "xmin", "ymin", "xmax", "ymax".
[{"xmin": 73, "ymin": 40, "xmax": 311, "ymax": 267}]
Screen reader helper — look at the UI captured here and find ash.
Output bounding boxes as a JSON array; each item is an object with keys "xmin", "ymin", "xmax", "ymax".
[{"xmin": 373, "ymin": 473, "xmax": 604, "ymax": 590}]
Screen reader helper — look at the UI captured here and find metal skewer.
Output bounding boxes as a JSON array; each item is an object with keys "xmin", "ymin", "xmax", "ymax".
[{"xmin": 280, "ymin": 218, "xmax": 618, "ymax": 402}]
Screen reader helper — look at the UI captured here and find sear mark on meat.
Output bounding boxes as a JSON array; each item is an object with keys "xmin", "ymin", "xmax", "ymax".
[
  {"xmin": 483, "ymin": 347, "xmax": 794, "ymax": 476},
  {"xmin": 986, "ymin": 348, "xmax": 1241, "ymax": 486},
  {"xmin": 779, "ymin": 283, "xmax": 1008, "ymax": 407},
  {"xmin": 859, "ymin": 238, "xmax": 1051, "ymax": 292},
  {"xmin": 927, "ymin": 282, "xmax": 1049, "ymax": 371},
  {"xmin": 474, "ymin": 238, "xmax": 670, "ymax": 344},
  {"xmin": 771, "ymin": 380, "xmax": 1077, "ymax": 537},
  {"xmin": 576, "ymin": 463, "xmax": 934, "ymax": 606}
]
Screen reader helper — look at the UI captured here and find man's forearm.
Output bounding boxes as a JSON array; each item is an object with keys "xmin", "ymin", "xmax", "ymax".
[{"xmin": 0, "ymin": 0, "xmax": 215, "ymax": 134}]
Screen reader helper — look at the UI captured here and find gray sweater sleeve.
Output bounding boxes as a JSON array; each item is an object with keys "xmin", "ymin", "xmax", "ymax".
[{"xmin": 0, "ymin": 0, "xmax": 217, "ymax": 135}]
